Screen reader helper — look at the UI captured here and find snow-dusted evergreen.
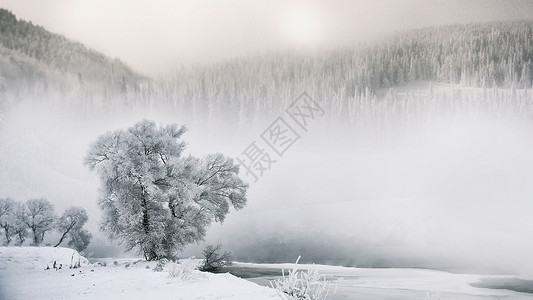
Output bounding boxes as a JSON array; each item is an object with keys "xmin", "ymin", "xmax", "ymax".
[{"xmin": 84, "ymin": 119, "xmax": 248, "ymax": 260}]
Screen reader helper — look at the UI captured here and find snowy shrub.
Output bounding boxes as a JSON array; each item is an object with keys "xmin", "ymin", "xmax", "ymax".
[
  {"xmin": 68, "ymin": 250, "xmax": 89, "ymax": 269},
  {"xmin": 198, "ymin": 244, "xmax": 232, "ymax": 272},
  {"xmin": 153, "ymin": 258, "xmax": 169, "ymax": 272},
  {"xmin": 270, "ymin": 256, "xmax": 333, "ymax": 300},
  {"xmin": 425, "ymin": 291, "xmax": 440, "ymax": 300},
  {"xmin": 167, "ymin": 262, "xmax": 182, "ymax": 278},
  {"xmin": 167, "ymin": 259, "xmax": 202, "ymax": 280}
]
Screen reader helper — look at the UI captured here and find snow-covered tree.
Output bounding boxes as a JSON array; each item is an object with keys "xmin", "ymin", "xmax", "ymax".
[
  {"xmin": 67, "ymin": 228, "xmax": 92, "ymax": 252},
  {"xmin": 19, "ymin": 198, "xmax": 56, "ymax": 246},
  {"xmin": 0, "ymin": 197, "xmax": 16, "ymax": 245},
  {"xmin": 12, "ymin": 202, "xmax": 29, "ymax": 246},
  {"xmin": 84, "ymin": 120, "xmax": 248, "ymax": 260},
  {"xmin": 54, "ymin": 206, "xmax": 92, "ymax": 252},
  {"xmin": 199, "ymin": 244, "xmax": 232, "ymax": 272}
]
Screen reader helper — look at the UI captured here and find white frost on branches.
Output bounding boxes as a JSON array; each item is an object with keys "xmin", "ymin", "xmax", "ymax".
[{"xmin": 270, "ymin": 256, "xmax": 334, "ymax": 300}]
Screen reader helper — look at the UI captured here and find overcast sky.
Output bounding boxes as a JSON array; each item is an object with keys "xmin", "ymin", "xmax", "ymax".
[{"xmin": 1, "ymin": 0, "xmax": 533, "ymax": 75}]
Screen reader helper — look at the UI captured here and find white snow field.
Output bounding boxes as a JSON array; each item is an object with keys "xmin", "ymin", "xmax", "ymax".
[
  {"xmin": 0, "ymin": 247, "xmax": 278, "ymax": 300},
  {"xmin": 2, "ymin": 247, "xmax": 533, "ymax": 300}
]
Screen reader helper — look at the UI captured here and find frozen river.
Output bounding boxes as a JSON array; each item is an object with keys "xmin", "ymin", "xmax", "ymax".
[{"xmin": 219, "ymin": 263, "xmax": 533, "ymax": 299}]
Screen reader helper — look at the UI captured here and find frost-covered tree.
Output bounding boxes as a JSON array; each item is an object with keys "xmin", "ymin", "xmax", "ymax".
[
  {"xmin": 20, "ymin": 198, "xmax": 56, "ymax": 246},
  {"xmin": 84, "ymin": 120, "xmax": 247, "ymax": 260},
  {"xmin": 12, "ymin": 202, "xmax": 29, "ymax": 246},
  {"xmin": 199, "ymin": 244, "xmax": 232, "ymax": 272},
  {"xmin": 0, "ymin": 197, "xmax": 16, "ymax": 245},
  {"xmin": 54, "ymin": 206, "xmax": 92, "ymax": 252},
  {"xmin": 68, "ymin": 229, "xmax": 92, "ymax": 252}
]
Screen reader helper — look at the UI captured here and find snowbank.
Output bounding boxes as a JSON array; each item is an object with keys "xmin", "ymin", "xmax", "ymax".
[
  {"xmin": 0, "ymin": 247, "xmax": 277, "ymax": 300},
  {"xmin": 0, "ymin": 246, "xmax": 89, "ymax": 271}
]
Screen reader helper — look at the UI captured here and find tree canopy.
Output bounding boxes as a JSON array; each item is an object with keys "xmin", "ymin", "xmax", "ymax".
[
  {"xmin": 20, "ymin": 198, "xmax": 56, "ymax": 246},
  {"xmin": 85, "ymin": 120, "xmax": 248, "ymax": 260},
  {"xmin": 55, "ymin": 207, "xmax": 92, "ymax": 252}
]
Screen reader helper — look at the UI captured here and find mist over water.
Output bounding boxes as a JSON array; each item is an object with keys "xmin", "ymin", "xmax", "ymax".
[
  {"xmin": 2, "ymin": 91, "xmax": 533, "ymax": 275},
  {"xmin": 198, "ymin": 112, "xmax": 533, "ymax": 275}
]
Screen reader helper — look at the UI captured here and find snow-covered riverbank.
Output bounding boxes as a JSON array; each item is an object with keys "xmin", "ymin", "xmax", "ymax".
[
  {"xmin": 0, "ymin": 247, "xmax": 277, "ymax": 300},
  {"xmin": 3, "ymin": 246, "xmax": 533, "ymax": 300}
]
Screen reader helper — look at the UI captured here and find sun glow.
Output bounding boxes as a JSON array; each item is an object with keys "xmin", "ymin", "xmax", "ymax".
[{"xmin": 280, "ymin": 5, "xmax": 322, "ymax": 47}]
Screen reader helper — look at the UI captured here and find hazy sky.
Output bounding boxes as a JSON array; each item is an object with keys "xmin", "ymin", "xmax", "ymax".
[{"xmin": 1, "ymin": 0, "xmax": 533, "ymax": 75}]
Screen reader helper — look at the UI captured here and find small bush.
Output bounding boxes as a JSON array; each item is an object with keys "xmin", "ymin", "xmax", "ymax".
[
  {"xmin": 153, "ymin": 258, "xmax": 169, "ymax": 272},
  {"xmin": 167, "ymin": 262, "xmax": 181, "ymax": 277},
  {"xmin": 167, "ymin": 259, "xmax": 202, "ymax": 280},
  {"xmin": 198, "ymin": 244, "xmax": 232, "ymax": 272},
  {"xmin": 425, "ymin": 291, "xmax": 440, "ymax": 300},
  {"xmin": 270, "ymin": 256, "xmax": 333, "ymax": 300}
]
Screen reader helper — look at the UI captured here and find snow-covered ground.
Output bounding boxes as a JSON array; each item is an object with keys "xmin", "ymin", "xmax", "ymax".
[
  {"xmin": 2, "ymin": 246, "xmax": 533, "ymax": 299},
  {"xmin": 0, "ymin": 247, "xmax": 277, "ymax": 300}
]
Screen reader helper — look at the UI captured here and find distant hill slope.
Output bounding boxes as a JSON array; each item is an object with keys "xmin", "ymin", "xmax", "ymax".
[
  {"xmin": 1, "ymin": 8, "xmax": 532, "ymax": 124},
  {"xmin": 158, "ymin": 20, "xmax": 533, "ymax": 123},
  {"xmin": 164, "ymin": 20, "xmax": 533, "ymax": 95},
  {"xmin": 0, "ymin": 8, "xmax": 143, "ymax": 99}
]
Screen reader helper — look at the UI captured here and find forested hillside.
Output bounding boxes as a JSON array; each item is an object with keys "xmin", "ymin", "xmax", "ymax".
[
  {"xmin": 1, "ymin": 8, "xmax": 532, "ymax": 127},
  {"xmin": 160, "ymin": 20, "xmax": 533, "ymax": 125},
  {"xmin": 0, "ymin": 8, "xmax": 143, "ymax": 111}
]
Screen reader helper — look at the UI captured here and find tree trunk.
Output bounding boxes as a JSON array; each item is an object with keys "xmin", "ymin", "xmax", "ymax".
[
  {"xmin": 32, "ymin": 227, "xmax": 39, "ymax": 246},
  {"xmin": 54, "ymin": 231, "xmax": 69, "ymax": 247},
  {"xmin": 142, "ymin": 202, "xmax": 150, "ymax": 235},
  {"xmin": 139, "ymin": 182, "xmax": 156, "ymax": 260},
  {"xmin": 2, "ymin": 226, "xmax": 11, "ymax": 246},
  {"xmin": 139, "ymin": 181, "xmax": 150, "ymax": 235},
  {"xmin": 55, "ymin": 223, "xmax": 75, "ymax": 247},
  {"xmin": 16, "ymin": 232, "xmax": 25, "ymax": 245}
]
